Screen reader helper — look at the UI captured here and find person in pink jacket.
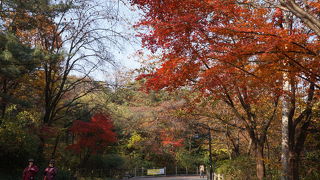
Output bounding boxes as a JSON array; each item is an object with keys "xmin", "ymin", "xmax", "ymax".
[
  {"xmin": 43, "ymin": 159, "xmax": 58, "ymax": 180},
  {"xmin": 23, "ymin": 159, "xmax": 39, "ymax": 180}
]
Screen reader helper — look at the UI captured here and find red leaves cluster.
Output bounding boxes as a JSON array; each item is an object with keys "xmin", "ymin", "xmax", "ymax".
[
  {"xmin": 67, "ymin": 113, "xmax": 116, "ymax": 154},
  {"xmin": 160, "ymin": 130, "xmax": 184, "ymax": 148},
  {"xmin": 162, "ymin": 137, "xmax": 184, "ymax": 147},
  {"xmin": 133, "ymin": 0, "xmax": 320, "ymax": 100}
]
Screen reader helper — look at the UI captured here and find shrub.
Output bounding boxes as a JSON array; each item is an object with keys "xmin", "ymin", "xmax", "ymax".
[{"xmin": 215, "ymin": 156, "xmax": 256, "ymax": 180}]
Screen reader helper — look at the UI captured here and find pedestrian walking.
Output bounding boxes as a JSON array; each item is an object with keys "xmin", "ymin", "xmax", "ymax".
[
  {"xmin": 43, "ymin": 159, "xmax": 58, "ymax": 180},
  {"xmin": 199, "ymin": 165, "xmax": 205, "ymax": 178},
  {"xmin": 23, "ymin": 158, "xmax": 39, "ymax": 180}
]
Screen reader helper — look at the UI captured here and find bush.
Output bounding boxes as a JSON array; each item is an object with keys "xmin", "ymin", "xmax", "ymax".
[
  {"xmin": 215, "ymin": 156, "xmax": 256, "ymax": 180},
  {"xmin": 84, "ymin": 154, "xmax": 125, "ymax": 170},
  {"xmin": 55, "ymin": 169, "xmax": 73, "ymax": 180},
  {"xmin": 300, "ymin": 150, "xmax": 320, "ymax": 180},
  {"xmin": 0, "ymin": 171, "xmax": 21, "ymax": 180},
  {"xmin": 0, "ymin": 113, "xmax": 39, "ymax": 175}
]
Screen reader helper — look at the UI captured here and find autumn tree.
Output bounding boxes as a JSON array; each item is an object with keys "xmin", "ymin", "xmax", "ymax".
[
  {"xmin": 1, "ymin": 0, "xmax": 127, "ymax": 161},
  {"xmin": 68, "ymin": 113, "xmax": 116, "ymax": 167},
  {"xmin": 103, "ymin": 75, "xmax": 198, "ymax": 169},
  {"xmin": 275, "ymin": 0, "xmax": 320, "ymax": 38},
  {"xmin": 0, "ymin": 0, "xmax": 48, "ymax": 119},
  {"xmin": 0, "ymin": 0, "xmax": 129, "ymax": 177},
  {"xmin": 131, "ymin": 0, "xmax": 319, "ymax": 179},
  {"xmin": 244, "ymin": 1, "xmax": 320, "ymax": 179}
]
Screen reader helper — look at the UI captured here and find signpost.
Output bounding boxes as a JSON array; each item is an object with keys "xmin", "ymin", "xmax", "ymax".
[{"xmin": 147, "ymin": 168, "xmax": 165, "ymax": 175}]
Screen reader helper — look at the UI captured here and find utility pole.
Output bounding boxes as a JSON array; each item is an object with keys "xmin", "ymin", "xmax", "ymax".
[
  {"xmin": 208, "ymin": 126, "xmax": 213, "ymax": 180},
  {"xmin": 195, "ymin": 122, "xmax": 214, "ymax": 180}
]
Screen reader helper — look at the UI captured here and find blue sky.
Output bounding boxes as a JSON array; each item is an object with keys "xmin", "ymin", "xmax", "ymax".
[
  {"xmin": 94, "ymin": 0, "xmax": 145, "ymax": 81},
  {"xmin": 65, "ymin": 0, "xmax": 146, "ymax": 82}
]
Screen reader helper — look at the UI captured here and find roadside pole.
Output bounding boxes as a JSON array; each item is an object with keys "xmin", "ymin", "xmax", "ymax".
[{"xmin": 208, "ymin": 127, "xmax": 213, "ymax": 180}]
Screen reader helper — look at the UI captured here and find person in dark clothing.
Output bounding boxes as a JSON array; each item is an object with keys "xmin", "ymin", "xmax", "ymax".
[
  {"xmin": 43, "ymin": 159, "xmax": 58, "ymax": 180},
  {"xmin": 23, "ymin": 159, "xmax": 39, "ymax": 180}
]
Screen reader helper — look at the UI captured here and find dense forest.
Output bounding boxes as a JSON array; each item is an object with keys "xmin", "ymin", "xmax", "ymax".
[{"xmin": 0, "ymin": 0, "xmax": 320, "ymax": 180}]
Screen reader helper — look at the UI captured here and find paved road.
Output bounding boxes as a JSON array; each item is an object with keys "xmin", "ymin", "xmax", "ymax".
[{"xmin": 132, "ymin": 176, "xmax": 206, "ymax": 180}]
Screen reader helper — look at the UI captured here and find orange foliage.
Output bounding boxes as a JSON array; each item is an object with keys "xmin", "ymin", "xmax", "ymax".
[
  {"xmin": 3, "ymin": 11, "xmax": 62, "ymax": 49},
  {"xmin": 132, "ymin": 0, "xmax": 320, "ymax": 96}
]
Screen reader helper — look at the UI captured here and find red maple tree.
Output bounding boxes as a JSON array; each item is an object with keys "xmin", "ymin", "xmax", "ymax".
[{"xmin": 68, "ymin": 113, "xmax": 116, "ymax": 154}]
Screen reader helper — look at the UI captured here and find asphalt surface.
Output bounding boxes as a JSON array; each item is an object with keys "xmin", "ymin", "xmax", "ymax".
[{"xmin": 132, "ymin": 176, "xmax": 207, "ymax": 180}]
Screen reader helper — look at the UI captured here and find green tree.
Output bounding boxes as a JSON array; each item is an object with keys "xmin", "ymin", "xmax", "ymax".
[{"xmin": 0, "ymin": 33, "xmax": 39, "ymax": 119}]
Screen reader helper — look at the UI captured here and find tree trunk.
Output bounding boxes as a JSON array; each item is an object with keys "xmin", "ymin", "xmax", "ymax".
[
  {"xmin": 37, "ymin": 136, "xmax": 46, "ymax": 164},
  {"xmin": 247, "ymin": 138, "xmax": 252, "ymax": 155},
  {"xmin": 44, "ymin": 104, "xmax": 53, "ymax": 125},
  {"xmin": 281, "ymin": 72, "xmax": 290, "ymax": 180},
  {"xmin": 51, "ymin": 135, "xmax": 60, "ymax": 159},
  {"xmin": 1, "ymin": 79, "xmax": 7, "ymax": 119},
  {"xmin": 255, "ymin": 144, "xmax": 266, "ymax": 180},
  {"xmin": 289, "ymin": 150, "xmax": 300, "ymax": 180},
  {"xmin": 287, "ymin": 113, "xmax": 312, "ymax": 180},
  {"xmin": 226, "ymin": 127, "xmax": 240, "ymax": 158},
  {"xmin": 1, "ymin": 101, "xmax": 6, "ymax": 119}
]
